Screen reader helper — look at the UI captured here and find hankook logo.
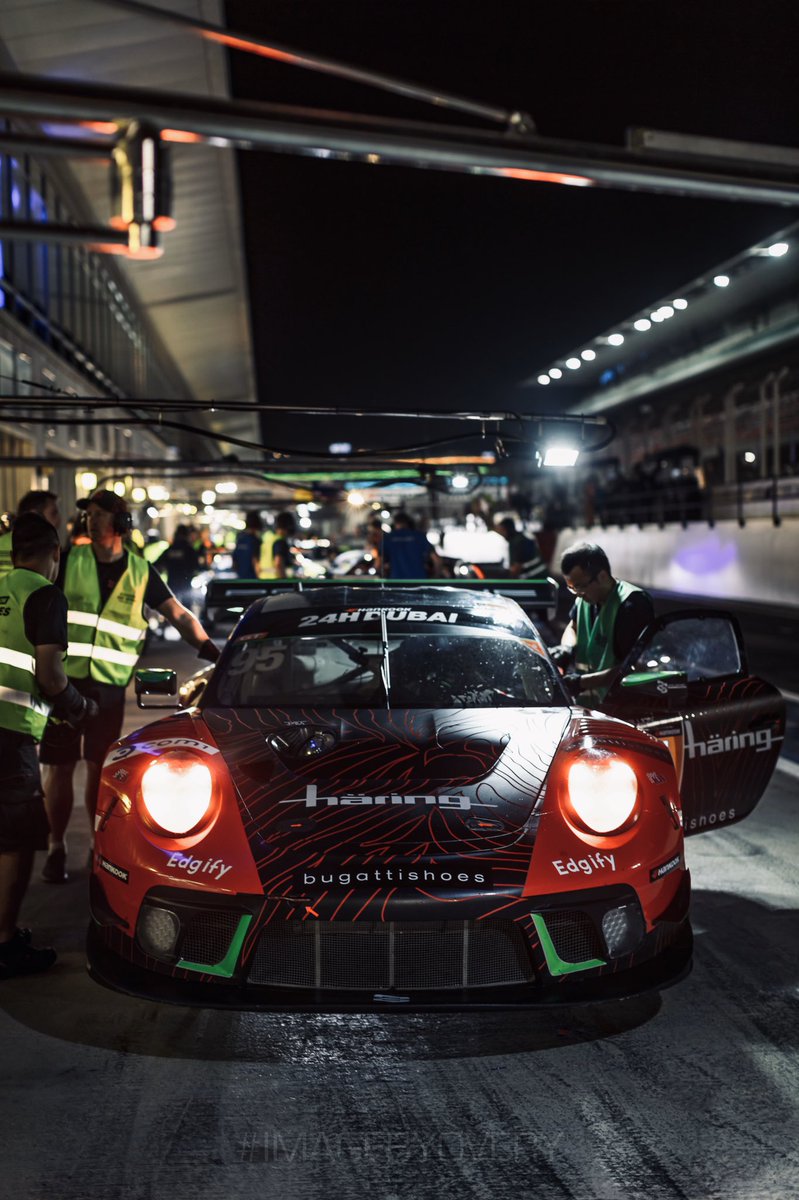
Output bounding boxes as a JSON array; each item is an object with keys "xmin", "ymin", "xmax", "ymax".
[{"xmin": 280, "ymin": 784, "xmax": 495, "ymax": 810}]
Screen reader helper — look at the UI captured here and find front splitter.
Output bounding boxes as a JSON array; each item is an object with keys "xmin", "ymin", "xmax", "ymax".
[{"xmin": 86, "ymin": 919, "xmax": 692, "ymax": 1012}]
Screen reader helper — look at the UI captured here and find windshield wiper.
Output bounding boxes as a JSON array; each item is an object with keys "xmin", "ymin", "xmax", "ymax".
[{"xmin": 379, "ymin": 609, "xmax": 391, "ymax": 709}]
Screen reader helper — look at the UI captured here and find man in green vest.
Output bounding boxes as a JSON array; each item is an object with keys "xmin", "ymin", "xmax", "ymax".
[
  {"xmin": 0, "ymin": 514, "xmax": 99, "ymax": 976},
  {"xmin": 552, "ymin": 541, "xmax": 655, "ymax": 705},
  {"xmin": 0, "ymin": 489, "xmax": 61, "ymax": 573},
  {"xmin": 39, "ymin": 489, "xmax": 221, "ymax": 883}
]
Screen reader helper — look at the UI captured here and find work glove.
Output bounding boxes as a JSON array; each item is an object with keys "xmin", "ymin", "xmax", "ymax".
[
  {"xmin": 562, "ymin": 672, "xmax": 583, "ymax": 699},
  {"xmin": 197, "ymin": 638, "xmax": 221, "ymax": 664},
  {"xmin": 548, "ymin": 645, "xmax": 573, "ymax": 668},
  {"xmin": 50, "ymin": 683, "xmax": 100, "ymax": 728}
]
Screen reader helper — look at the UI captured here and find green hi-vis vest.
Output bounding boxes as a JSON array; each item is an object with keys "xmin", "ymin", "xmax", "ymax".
[
  {"xmin": 0, "ymin": 568, "xmax": 54, "ymax": 739},
  {"xmin": 258, "ymin": 530, "xmax": 277, "ymax": 579},
  {"xmin": 0, "ymin": 530, "xmax": 13, "ymax": 574},
  {"xmin": 65, "ymin": 546, "xmax": 149, "ymax": 686},
  {"xmin": 574, "ymin": 579, "xmax": 646, "ymax": 701}
]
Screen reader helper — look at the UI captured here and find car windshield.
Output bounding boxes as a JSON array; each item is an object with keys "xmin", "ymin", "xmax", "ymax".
[{"xmin": 210, "ymin": 627, "xmax": 561, "ymax": 708}]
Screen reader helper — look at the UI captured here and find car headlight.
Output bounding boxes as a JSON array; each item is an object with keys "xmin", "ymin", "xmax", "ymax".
[
  {"xmin": 139, "ymin": 752, "xmax": 213, "ymax": 835},
  {"xmin": 567, "ymin": 756, "xmax": 639, "ymax": 834}
]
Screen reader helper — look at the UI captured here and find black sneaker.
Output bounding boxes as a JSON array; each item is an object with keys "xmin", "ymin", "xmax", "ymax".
[
  {"xmin": 41, "ymin": 846, "xmax": 68, "ymax": 883},
  {"xmin": 0, "ymin": 929, "xmax": 57, "ymax": 978}
]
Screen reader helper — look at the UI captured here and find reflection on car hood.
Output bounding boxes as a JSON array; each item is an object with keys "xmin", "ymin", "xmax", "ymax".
[{"xmin": 203, "ymin": 707, "xmax": 571, "ymax": 886}]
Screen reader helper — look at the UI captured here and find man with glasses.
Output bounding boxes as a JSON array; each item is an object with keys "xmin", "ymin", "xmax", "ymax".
[{"xmin": 551, "ymin": 542, "xmax": 654, "ymax": 704}]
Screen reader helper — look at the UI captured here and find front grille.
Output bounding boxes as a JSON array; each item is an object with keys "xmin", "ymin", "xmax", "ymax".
[
  {"xmin": 248, "ymin": 918, "xmax": 534, "ymax": 991},
  {"xmin": 545, "ymin": 910, "xmax": 604, "ymax": 963},
  {"xmin": 179, "ymin": 910, "xmax": 242, "ymax": 966}
]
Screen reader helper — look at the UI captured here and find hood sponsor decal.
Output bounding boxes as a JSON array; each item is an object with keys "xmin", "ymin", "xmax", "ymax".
[
  {"xmin": 98, "ymin": 854, "xmax": 129, "ymax": 884},
  {"xmin": 280, "ymin": 783, "xmax": 495, "ymax": 811},
  {"xmin": 683, "ymin": 718, "xmax": 782, "ymax": 759},
  {"xmin": 297, "ymin": 608, "xmax": 459, "ymax": 628},
  {"xmin": 553, "ymin": 853, "xmax": 616, "ymax": 877},
  {"xmin": 104, "ymin": 737, "xmax": 220, "ymax": 766},
  {"xmin": 650, "ymin": 853, "xmax": 682, "ymax": 882},
  {"xmin": 298, "ymin": 863, "xmax": 490, "ymax": 889},
  {"xmin": 167, "ymin": 852, "xmax": 232, "ymax": 881}
]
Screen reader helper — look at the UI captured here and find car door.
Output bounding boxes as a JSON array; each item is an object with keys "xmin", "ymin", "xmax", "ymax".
[{"xmin": 601, "ymin": 610, "xmax": 785, "ymax": 837}]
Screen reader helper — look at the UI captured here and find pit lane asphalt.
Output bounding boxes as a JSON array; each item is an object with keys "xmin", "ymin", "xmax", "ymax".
[{"xmin": 2, "ymin": 627, "xmax": 798, "ymax": 1200}]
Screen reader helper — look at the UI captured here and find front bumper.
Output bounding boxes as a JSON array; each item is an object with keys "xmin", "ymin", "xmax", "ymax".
[{"xmin": 87, "ymin": 870, "xmax": 692, "ymax": 1010}]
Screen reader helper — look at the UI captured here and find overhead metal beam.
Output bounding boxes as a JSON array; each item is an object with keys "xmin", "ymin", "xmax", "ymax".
[
  {"xmin": 1, "ymin": 73, "xmax": 797, "ymax": 206},
  {"xmin": 0, "ymin": 220, "xmax": 127, "ymax": 248},
  {"xmin": 94, "ymin": 0, "xmax": 532, "ymax": 132},
  {"xmin": 0, "ymin": 132, "xmax": 110, "ymax": 157}
]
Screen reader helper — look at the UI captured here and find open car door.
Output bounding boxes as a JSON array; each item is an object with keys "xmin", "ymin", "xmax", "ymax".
[{"xmin": 601, "ymin": 610, "xmax": 785, "ymax": 837}]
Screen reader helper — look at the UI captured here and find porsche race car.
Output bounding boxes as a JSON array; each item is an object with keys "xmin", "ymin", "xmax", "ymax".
[{"xmin": 88, "ymin": 582, "xmax": 785, "ymax": 1008}]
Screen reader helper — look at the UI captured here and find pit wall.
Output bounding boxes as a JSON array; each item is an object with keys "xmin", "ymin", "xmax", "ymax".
[{"xmin": 551, "ymin": 518, "xmax": 798, "ymax": 611}]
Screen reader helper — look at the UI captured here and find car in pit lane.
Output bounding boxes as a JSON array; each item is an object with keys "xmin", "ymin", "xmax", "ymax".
[{"xmin": 87, "ymin": 583, "xmax": 785, "ymax": 1008}]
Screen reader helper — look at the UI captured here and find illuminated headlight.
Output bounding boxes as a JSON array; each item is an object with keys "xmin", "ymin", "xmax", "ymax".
[
  {"xmin": 602, "ymin": 903, "xmax": 645, "ymax": 957},
  {"xmin": 139, "ymin": 752, "xmax": 213, "ymax": 835},
  {"xmin": 137, "ymin": 905, "xmax": 180, "ymax": 959},
  {"xmin": 567, "ymin": 757, "xmax": 639, "ymax": 834}
]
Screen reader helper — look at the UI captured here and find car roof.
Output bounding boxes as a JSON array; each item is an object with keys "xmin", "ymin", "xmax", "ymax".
[{"xmin": 238, "ymin": 584, "xmax": 535, "ymax": 636}]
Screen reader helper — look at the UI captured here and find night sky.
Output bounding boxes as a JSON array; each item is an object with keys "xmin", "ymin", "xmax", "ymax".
[{"xmin": 225, "ymin": 0, "xmax": 798, "ymax": 453}]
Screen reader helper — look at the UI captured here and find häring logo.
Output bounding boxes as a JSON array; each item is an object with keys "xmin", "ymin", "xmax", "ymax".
[{"xmin": 281, "ymin": 784, "xmax": 495, "ymax": 810}]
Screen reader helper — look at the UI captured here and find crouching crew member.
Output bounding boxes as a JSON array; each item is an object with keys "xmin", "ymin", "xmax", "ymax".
[
  {"xmin": 0, "ymin": 514, "xmax": 98, "ymax": 976},
  {"xmin": 40, "ymin": 490, "xmax": 221, "ymax": 883},
  {"xmin": 553, "ymin": 541, "xmax": 654, "ymax": 705}
]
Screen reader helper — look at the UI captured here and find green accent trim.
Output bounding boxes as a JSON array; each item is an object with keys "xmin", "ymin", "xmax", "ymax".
[
  {"xmin": 178, "ymin": 914, "xmax": 252, "ymax": 978},
  {"xmin": 531, "ymin": 913, "xmax": 606, "ymax": 976},
  {"xmin": 622, "ymin": 670, "xmax": 684, "ymax": 688}
]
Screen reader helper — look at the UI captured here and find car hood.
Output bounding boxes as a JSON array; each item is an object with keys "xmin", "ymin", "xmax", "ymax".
[{"xmin": 202, "ymin": 707, "xmax": 570, "ymax": 888}]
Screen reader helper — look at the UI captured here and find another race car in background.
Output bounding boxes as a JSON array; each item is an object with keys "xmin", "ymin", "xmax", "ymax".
[{"xmin": 88, "ymin": 581, "xmax": 784, "ymax": 1009}]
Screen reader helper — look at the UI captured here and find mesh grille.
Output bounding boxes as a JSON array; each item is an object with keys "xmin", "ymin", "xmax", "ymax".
[
  {"xmin": 180, "ymin": 910, "xmax": 241, "ymax": 966},
  {"xmin": 248, "ymin": 919, "xmax": 534, "ymax": 991},
  {"xmin": 545, "ymin": 910, "xmax": 604, "ymax": 963}
]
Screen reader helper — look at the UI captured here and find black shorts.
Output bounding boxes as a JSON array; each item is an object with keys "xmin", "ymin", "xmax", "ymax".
[
  {"xmin": 39, "ymin": 678, "xmax": 126, "ymax": 768},
  {"xmin": 0, "ymin": 730, "xmax": 49, "ymax": 852}
]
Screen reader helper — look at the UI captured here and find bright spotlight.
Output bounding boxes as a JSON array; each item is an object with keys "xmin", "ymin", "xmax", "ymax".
[
  {"xmin": 714, "ymin": 275, "xmax": 730, "ymax": 287},
  {"xmin": 451, "ymin": 473, "xmax": 471, "ymax": 490},
  {"xmin": 131, "ymin": 487, "xmax": 147, "ymax": 503},
  {"xmin": 566, "ymin": 357, "xmax": 581, "ymax": 370},
  {"xmin": 549, "ymin": 367, "xmax": 563, "ymax": 379},
  {"xmin": 201, "ymin": 490, "xmax": 216, "ymax": 505},
  {"xmin": 768, "ymin": 242, "xmax": 789, "ymax": 257},
  {"xmin": 347, "ymin": 491, "xmax": 365, "ymax": 507},
  {"xmin": 537, "ymin": 374, "xmax": 551, "ymax": 386},
  {"xmin": 673, "ymin": 298, "xmax": 688, "ymax": 309},
  {"xmin": 543, "ymin": 446, "xmax": 580, "ymax": 467},
  {"xmin": 634, "ymin": 319, "xmax": 651, "ymax": 332},
  {"xmin": 580, "ymin": 349, "xmax": 596, "ymax": 361},
  {"xmin": 215, "ymin": 481, "xmax": 238, "ymax": 494},
  {"xmin": 607, "ymin": 333, "xmax": 624, "ymax": 346}
]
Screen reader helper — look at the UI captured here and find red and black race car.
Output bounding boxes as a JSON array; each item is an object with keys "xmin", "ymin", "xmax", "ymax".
[{"xmin": 88, "ymin": 581, "xmax": 785, "ymax": 1009}]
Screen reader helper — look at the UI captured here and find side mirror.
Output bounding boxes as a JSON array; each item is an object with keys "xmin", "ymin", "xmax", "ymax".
[
  {"xmin": 619, "ymin": 670, "xmax": 688, "ymax": 705},
  {"xmin": 135, "ymin": 668, "xmax": 178, "ymax": 709}
]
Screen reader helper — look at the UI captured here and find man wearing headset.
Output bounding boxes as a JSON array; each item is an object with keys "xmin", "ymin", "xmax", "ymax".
[{"xmin": 39, "ymin": 490, "xmax": 221, "ymax": 883}]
